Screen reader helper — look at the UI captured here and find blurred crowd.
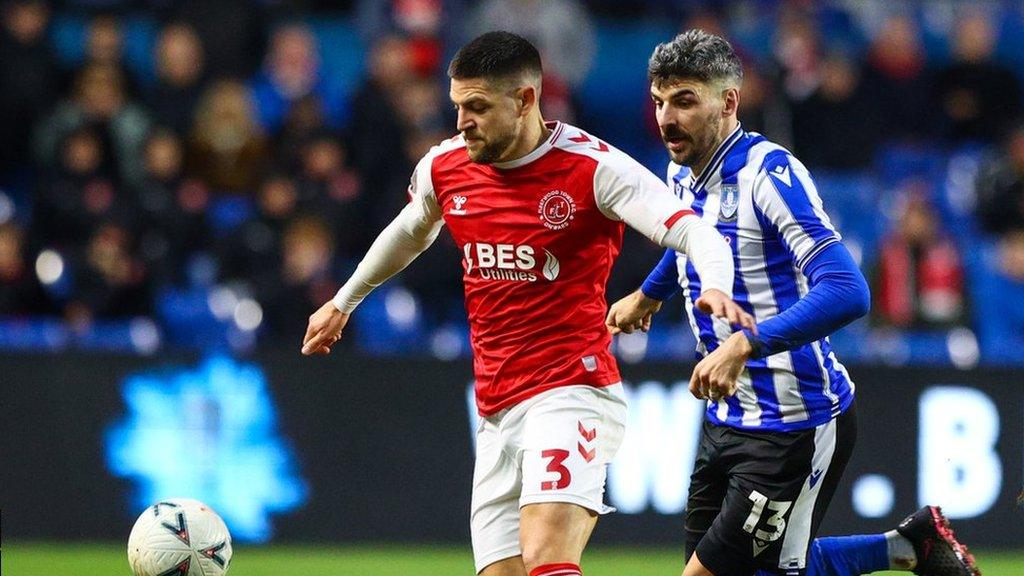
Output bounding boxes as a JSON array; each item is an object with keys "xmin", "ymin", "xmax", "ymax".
[{"xmin": 0, "ymin": 0, "xmax": 1023, "ymax": 363}]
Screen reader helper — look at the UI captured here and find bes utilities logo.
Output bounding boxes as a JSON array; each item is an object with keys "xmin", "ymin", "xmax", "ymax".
[
  {"xmin": 538, "ymin": 190, "xmax": 576, "ymax": 230},
  {"xmin": 463, "ymin": 242, "xmax": 560, "ymax": 282}
]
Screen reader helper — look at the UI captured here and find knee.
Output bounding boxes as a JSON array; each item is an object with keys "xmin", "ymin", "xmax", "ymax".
[
  {"xmin": 519, "ymin": 538, "xmax": 555, "ymax": 573},
  {"xmin": 518, "ymin": 506, "xmax": 585, "ymax": 572}
]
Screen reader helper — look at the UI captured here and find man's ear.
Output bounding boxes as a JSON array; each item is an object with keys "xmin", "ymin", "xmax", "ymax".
[
  {"xmin": 517, "ymin": 85, "xmax": 537, "ymax": 117},
  {"xmin": 722, "ymin": 86, "xmax": 740, "ymax": 117}
]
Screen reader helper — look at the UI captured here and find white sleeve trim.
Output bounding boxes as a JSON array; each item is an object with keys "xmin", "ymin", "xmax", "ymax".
[{"xmin": 592, "ymin": 158, "xmax": 689, "ymax": 243}]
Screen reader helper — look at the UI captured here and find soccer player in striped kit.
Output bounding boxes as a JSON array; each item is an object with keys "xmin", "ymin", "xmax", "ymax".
[
  {"xmin": 302, "ymin": 32, "xmax": 753, "ymax": 576},
  {"xmin": 607, "ymin": 30, "xmax": 979, "ymax": 576}
]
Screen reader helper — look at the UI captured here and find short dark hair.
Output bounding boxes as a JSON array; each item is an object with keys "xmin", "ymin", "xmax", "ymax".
[
  {"xmin": 648, "ymin": 29, "xmax": 743, "ymax": 86},
  {"xmin": 447, "ymin": 31, "xmax": 543, "ymax": 82}
]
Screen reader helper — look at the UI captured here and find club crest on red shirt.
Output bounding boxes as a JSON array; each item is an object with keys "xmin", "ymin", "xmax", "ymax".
[{"xmin": 538, "ymin": 190, "xmax": 576, "ymax": 230}]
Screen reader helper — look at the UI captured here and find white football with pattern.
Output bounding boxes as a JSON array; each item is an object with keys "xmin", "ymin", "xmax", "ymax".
[{"xmin": 127, "ymin": 498, "xmax": 233, "ymax": 576}]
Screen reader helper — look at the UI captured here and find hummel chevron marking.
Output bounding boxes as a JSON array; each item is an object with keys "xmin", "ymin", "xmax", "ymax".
[
  {"xmin": 578, "ymin": 421, "xmax": 596, "ymax": 442},
  {"xmin": 578, "ymin": 442, "xmax": 596, "ymax": 463}
]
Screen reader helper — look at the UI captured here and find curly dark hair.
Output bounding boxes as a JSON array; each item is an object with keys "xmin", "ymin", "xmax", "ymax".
[{"xmin": 648, "ymin": 29, "xmax": 743, "ymax": 86}]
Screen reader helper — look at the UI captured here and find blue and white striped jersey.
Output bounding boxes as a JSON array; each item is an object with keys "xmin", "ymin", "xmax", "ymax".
[{"xmin": 670, "ymin": 125, "xmax": 855, "ymax": 432}]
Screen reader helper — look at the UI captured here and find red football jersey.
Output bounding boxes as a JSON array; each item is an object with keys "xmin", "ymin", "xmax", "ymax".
[{"xmin": 411, "ymin": 122, "xmax": 691, "ymax": 415}]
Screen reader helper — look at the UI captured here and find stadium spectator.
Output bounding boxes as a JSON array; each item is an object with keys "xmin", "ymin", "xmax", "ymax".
[
  {"xmin": 67, "ymin": 222, "xmax": 150, "ymax": 323},
  {"xmin": 259, "ymin": 215, "xmax": 338, "ymax": 342},
  {"xmin": 934, "ymin": 12, "xmax": 1022, "ymax": 145},
  {"xmin": 977, "ymin": 123, "xmax": 1024, "ymax": 235},
  {"xmin": 0, "ymin": 221, "xmax": 50, "ymax": 315},
  {"xmin": 186, "ymin": 80, "xmax": 269, "ymax": 194},
  {"xmin": 791, "ymin": 52, "xmax": 881, "ymax": 170},
  {"xmin": 133, "ymin": 129, "xmax": 211, "ymax": 287},
  {"xmin": 80, "ymin": 13, "xmax": 139, "ymax": 96},
  {"xmin": 468, "ymin": 0, "xmax": 596, "ymax": 88},
  {"xmin": 861, "ymin": 15, "xmax": 934, "ymax": 142},
  {"xmin": 33, "ymin": 127, "xmax": 126, "ymax": 250},
  {"xmin": 347, "ymin": 35, "xmax": 412, "ymax": 195},
  {"xmin": 217, "ymin": 173, "xmax": 297, "ymax": 285},
  {"xmin": 173, "ymin": 0, "xmax": 265, "ymax": 79},
  {"xmin": 355, "ymin": 0, "xmax": 454, "ymax": 77},
  {"xmin": 274, "ymin": 94, "xmax": 328, "ymax": 172},
  {"xmin": 975, "ymin": 229, "xmax": 1024, "ymax": 363},
  {"xmin": 250, "ymin": 24, "xmax": 348, "ymax": 134},
  {"xmin": 875, "ymin": 190, "xmax": 966, "ymax": 329},
  {"xmin": 146, "ymin": 23, "xmax": 206, "ymax": 138},
  {"xmin": 0, "ymin": 0, "xmax": 59, "ymax": 181},
  {"xmin": 33, "ymin": 63, "xmax": 152, "ymax": 189},
  {"xmin": 773, "ymin": 14, "xmax": 822, "ymax": 103},
  {"xmin": 734, "ymin": 60, "xmax": 787, "ymax": 143},
  {"xmin": 294, "ymin": 133, "xmax": 366, "ymax": 254}
]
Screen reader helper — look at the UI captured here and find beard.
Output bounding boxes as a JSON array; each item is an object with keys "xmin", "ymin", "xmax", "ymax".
[
  {"xmin": 464, "ymin": 127, "xmax": 517, "ymax": 164},
  {"xmin": 663, "ymin": 110, "xmax": 722, "ymax": 168}
]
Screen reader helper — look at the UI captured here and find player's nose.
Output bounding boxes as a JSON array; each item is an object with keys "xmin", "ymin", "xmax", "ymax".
[{"xmin": 456, "ymin": 110, "xmax": 475, "ymax": 132}]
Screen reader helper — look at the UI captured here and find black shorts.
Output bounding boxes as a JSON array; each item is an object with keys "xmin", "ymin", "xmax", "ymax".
[{"xmin": 686, "ymin": 403, "xmax": 857, "ymax": 576}]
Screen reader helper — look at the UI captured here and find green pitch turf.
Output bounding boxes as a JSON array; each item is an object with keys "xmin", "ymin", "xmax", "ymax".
[{"xmin": 4, "ymin": 543, "xmax": 1023, "ymax": 575}]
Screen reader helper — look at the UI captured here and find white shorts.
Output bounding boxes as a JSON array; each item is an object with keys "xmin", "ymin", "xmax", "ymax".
[{"xmin": 470, "ymin": 383, "xmax": 628, "ymax": 573}]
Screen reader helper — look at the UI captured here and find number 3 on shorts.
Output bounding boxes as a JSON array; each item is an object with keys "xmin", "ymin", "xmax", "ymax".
[{"xmin": 540, "ymin": 449, "xmax": 571, "ymax": 490}]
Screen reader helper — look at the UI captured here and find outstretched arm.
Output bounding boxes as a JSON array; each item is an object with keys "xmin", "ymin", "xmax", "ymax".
[
  {"xmin": 743, "ymin": 242, "xmax": 869, "ymax": 357},
  {"xmin": 641, "ymin": 248, "xmax": 682, "ymax": 301},
  {"xmin": 594, "ymin": 160, "xmax": 752, "ymax": 333},
  {"xmin": 302, "ymin": 175, "xmax": 443, "ymax": 355},
  {"xmin": 689, "ymin": 242, "xmax": 868, "ymax": 400},
  {"xmin": 605, "ymin": 248, "xmax": 679, "ymax": 335},
  {"xmin": 302, "ymin": 202, "xmax": 442, "ymax": 355},
  {"xmin": 690, "ymin": 153, "xmax": 867, "ymax": 400}
]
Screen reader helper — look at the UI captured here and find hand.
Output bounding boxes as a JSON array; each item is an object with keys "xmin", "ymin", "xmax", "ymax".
[
  {"xmin": 301, "ymin": 300, "xmax": 351, "ymax": 356},
  {"xmin": 606, "ymin": 289, "xmax": 663, "ymax": 335},
  {"xmin": 689, "ymin": 331, "xmax": 753, "ymax": 401},
  {"xmin": 694, "ymin": 289, "xmax": 757, "ymax": 334}
]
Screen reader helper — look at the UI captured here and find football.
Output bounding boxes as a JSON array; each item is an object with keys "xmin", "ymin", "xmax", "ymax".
[{"xmin": 127, "ymin": 498, "xmax": 232, "ymax": 576}]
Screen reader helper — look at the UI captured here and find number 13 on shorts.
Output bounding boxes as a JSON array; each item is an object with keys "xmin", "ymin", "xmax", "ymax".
[{"xmin": 743, "ymin": 490, "xmax": 793, "ymax": 557}]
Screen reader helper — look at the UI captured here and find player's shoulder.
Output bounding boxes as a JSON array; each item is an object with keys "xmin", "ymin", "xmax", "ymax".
[
  {"xmin": 744, "ymin": 134, "xmax": 810, "ymax": 178},
  {"xmin": 552, "ymin": 122, "xmax": 648, "ymax": 180},
  {"xmin": 410, "ymin": 133, "xmax": 467, "ymax": 198},
  {"xmin": 743, "ymin": 134, "xmax": 819, "ymax": 198}
]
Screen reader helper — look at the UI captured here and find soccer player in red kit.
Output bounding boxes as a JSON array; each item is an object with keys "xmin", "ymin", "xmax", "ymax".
[{"xmin": 302, "ymin": 31, "xmax": 753, "ymax": 576}]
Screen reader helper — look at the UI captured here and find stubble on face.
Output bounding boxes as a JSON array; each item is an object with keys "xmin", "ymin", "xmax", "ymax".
[
  {"xmin": 465, "ymin": 123, "xmax": 517, "ymax": 164},
  {"xmin": 452, "ymin": 76, "xmax": 522, "ymax": 165},
  {"xmin": 666, "ymin": 107, "xmax": 722, "ymax": 168}
]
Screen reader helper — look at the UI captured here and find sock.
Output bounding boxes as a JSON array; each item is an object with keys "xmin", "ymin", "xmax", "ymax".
[
  {"xmin": 884, "ymin": 530, "xmax": 917, "ymax": 570},
  {"xmin": 528, "ymin": 562, "xmax": 582, "ymax": 576},
  {"xmin": 807, "ymin": 534, "xmax": 890, "ymax": 576}
]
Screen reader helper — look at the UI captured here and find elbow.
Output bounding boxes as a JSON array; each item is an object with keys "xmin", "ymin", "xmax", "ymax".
[{"xmin": 848, "ymin": 272, "xmax": 871, "ymax": 320}]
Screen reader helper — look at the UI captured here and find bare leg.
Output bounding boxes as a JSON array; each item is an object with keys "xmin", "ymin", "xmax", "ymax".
[
  {"xmin": 518, "ymin": 503, "xmax": 597, "ymax": 573},
  {"xmin": 479, "ymin": 556, "xmax": 528, "ymax": 576},
  {"xmin": 681, "ymin": 551, "xmax": 717, "ymax": 576}
]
